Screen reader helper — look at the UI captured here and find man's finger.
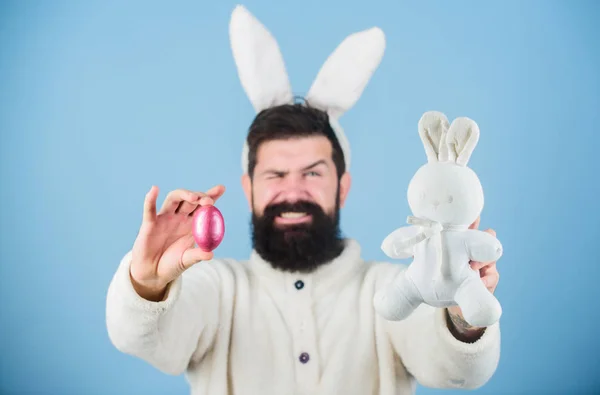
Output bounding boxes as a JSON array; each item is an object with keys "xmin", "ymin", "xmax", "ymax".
[
  {"xmin": 187, "ymin": 185, "xmax": 226, "ymax": 216},
  {"xmin": 205, "ymin": 184, "xmax": 226, "ymax": 201},
  {"xmin": 470, "ymin": 260, "xmax": 492, "ymax": 271},
  {"xmin": 484, "ymin": 228, "xmax": 497, "ymax": 237},
  {"xmin": 469, "ymin": 216, "xmax": 481, "ymax": 230},
  {"xmin": 481, "ymin": 272, "xmax": 499, "ymax": 291},
  {"xmin": 180, "ymin": 248, "xmax": 214, "ymax": 270},
  {"xmin": 159, "ymin": 189, "xmax": 202, "ymax": 214},
  {"xmin": 158, "ymin": 185, "xmax": 225, "ymax": 216},
  {"xmin": 479, "ymin": 261, "xmax": 497, "ymax": 277},
  {"xmin": 143, "ymin": 186, "xmax": 159, "ymax": 224},
  {"xmin": 188, "ymin": 195, "xmax": 217, "ymax": 217},
  {"xmin": 177, "ymin": 201, "xmax": 200, "ymax": 216}
]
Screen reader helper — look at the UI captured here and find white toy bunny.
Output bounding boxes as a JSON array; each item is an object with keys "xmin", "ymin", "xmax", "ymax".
[
  {"xmin": 373, "ymin": 111, "xmax": 504, "ymax": 328},
  {"xmin": 229, "ymin": 4, "xmax": 385, "ymax": 172}
]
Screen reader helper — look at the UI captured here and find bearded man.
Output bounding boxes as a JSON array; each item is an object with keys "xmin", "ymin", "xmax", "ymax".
[{"xmin": 106, "ymin": 5, "xmax": 502, "ymax": 395}]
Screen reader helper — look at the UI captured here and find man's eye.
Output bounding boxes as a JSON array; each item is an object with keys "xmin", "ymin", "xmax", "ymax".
[
  {"xmin": 266, "ymin": 172, "xmax": 285, "ymax": 179},
  {"xmin": 305, "ymin": 171, "xmax": 320, "ymax": 177}
]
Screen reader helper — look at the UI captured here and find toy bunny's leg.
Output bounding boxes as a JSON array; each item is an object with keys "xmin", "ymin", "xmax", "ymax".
[
  {"xmin": 373, "ymin": 270, "xmax": 422, "ymax": 321},
  {"xmin": 454, "ymin": 276, "xmax": 502, "ymax": 327}
]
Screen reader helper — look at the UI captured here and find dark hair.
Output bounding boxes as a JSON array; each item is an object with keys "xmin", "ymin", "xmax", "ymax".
[{"xmin": 246, "ymin": 100, "xmax": 346, "ymax": 179}]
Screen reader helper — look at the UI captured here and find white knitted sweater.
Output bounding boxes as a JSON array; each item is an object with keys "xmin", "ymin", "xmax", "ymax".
[{"xmin": 106, "ymin": 239, "xmax": 500, "ymax": 394}]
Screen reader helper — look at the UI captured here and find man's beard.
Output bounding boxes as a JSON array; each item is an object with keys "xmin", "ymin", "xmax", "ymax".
[{"xmin": 251, "ymin": 197, "xmax": 345, "ymax": 273}]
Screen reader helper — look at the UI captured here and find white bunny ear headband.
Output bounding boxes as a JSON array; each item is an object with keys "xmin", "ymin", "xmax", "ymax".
[
  {"xmin": 229, "ymin": 5, "xmax": 386, "ymax": 173},
  {"xmin": 417, "ymin": 111, "xmax": 480, "ymax": 166}
]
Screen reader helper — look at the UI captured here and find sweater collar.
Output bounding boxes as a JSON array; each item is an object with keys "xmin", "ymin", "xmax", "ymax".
[{"xmin": 249, "ymin": 238, "xmax": 364, "ymax": 297}]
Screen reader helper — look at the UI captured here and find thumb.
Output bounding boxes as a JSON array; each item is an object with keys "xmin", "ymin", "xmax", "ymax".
[
  {"xmin": 484, "ymin": 228, "xmax": 497, "ymax": 237},
  {"xmin": 469, "ymin": 216, "xmax": 481, "ymax": 229},
  {"xmin": 180, "ymin": 248, "xmax": 214, "ymax": 271}
]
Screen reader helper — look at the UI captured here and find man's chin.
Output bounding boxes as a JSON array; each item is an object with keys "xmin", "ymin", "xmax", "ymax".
[
  {"xmin": 273, "ymin": 222, "xmax": 311, "ymax": 231},
  {"xmin": 270, "ymin": 223, "xmax": 310, "ymax": 239}
]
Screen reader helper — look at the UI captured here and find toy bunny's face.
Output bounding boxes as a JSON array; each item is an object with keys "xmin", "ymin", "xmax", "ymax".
[{"xmin": 407, "ymin": 162, "xmax": 483, "ymax": 225}]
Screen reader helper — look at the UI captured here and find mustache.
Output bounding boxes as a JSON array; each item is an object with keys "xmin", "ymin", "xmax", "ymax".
[{"xmin": 262, "ymin": 200, "xmax": 325, "ymax": 218}]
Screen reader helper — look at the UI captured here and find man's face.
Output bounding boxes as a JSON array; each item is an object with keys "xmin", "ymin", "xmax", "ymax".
[{"xmin": 242, "ymin": 135, "xmax": 351, "ymax": 272}]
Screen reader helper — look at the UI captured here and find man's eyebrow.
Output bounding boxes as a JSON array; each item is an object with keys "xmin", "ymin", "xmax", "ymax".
[
  {"xmin": 259, "ymin": 168, "xmax": 287, "ymax": 177},
  {"xmin": 302, "ymin": 159, "xmax": 328, "ymax": 171},
  {"xmin": 258, "ymin": 160, "xmax": 328, "ymax": 176}
]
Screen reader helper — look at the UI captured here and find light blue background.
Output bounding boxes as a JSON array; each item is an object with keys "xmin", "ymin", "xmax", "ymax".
[{"xmin": 1, "ymin": 0, "xmax": 598, "ymax": 394}]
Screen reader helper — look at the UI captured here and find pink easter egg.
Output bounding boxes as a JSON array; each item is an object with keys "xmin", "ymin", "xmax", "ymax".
[{"xmin": 192, "ymin": 205, "xmax": 225, "ymax": 252}]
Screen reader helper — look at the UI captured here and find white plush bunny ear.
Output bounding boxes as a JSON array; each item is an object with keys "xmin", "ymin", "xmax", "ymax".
[
  {"xmin": 230, "ymin": 5, "xmax": 294, "ymax": 172},
  {"xmin": 446, "ymin": 117, "xmax": 480, "ymax": 166},
  {"xmin": 305, "ymin": 27, "xmax": 386, "ymax": 119},
  {"xmin": 418, "ymin": 111, "xmax": 450, "ymax": 163},
  {"xmin": 229, "ymin": 5, "xmax": 294, "ymax": 113},
  {"xmin": 305, "ymin": 26, "xmax": 385, "ymax": 172}
]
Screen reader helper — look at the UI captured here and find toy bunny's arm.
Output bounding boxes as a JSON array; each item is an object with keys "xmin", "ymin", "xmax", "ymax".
[
  {"xmin": 464, "ymin": 230, "xmax": 503, "ymax": 263},
  {"xmin": 381, "ymin": 226, "xmax": 420, "ymax": 259}
]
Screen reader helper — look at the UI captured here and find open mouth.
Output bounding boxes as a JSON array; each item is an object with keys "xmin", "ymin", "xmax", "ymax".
[{"xmin": 275, "ymin": 212, "xmax": 312, "ymax": 224}]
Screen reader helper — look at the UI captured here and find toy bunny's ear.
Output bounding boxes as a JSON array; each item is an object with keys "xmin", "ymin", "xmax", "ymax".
[
  {"xmin": 305, "ymin": 27, "xmax": 386, "ymax": 119},
  {"xmin": 229, "ymin": 5, "xmax": 293, "ymax": 113},
  {"xmin": 446, "ymin": 117, "xmax": 480, "ymax": 166},
  {"xmin": 418, "ymin": 111, "xmax": 450, "ymax": 163}
]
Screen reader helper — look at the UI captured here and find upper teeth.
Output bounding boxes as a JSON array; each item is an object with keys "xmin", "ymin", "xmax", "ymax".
[{"xmin": 280, "ymin": 212, "xmax": 307, "ymax": 218}]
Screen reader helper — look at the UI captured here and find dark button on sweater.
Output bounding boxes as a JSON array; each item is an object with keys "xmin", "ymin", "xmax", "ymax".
[{"xmin": 299, "ymin": 352, "xmax": 310, "ymax": 363}]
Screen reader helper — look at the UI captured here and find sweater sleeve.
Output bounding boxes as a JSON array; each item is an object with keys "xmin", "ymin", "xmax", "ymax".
[
  {"xmin": 385, "ymin": 304, "xmax": 501, "ymax": 389},
  {"xmin": 105, "ymin": 251, "xmax": 222, "ymax": 375}
]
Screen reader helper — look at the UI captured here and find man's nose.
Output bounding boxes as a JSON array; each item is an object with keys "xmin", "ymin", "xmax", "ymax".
[{"xmin": 279, "ymin": 175, "xmax": 309, "ymax": 202}]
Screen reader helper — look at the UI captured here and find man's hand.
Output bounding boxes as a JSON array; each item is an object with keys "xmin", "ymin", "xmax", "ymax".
[
  {"xmin": 129, "ymin": 184, "xmax": 226, "ymax": 302},
  {"xmin": 446, "ymin": 216, "xmax": 500, "ymax": 343}
]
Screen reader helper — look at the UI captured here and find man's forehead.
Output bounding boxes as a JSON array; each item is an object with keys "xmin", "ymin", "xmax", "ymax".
[{"xmin": 255, "ymin": 137, "xmax": 333, "ymax": 171}]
